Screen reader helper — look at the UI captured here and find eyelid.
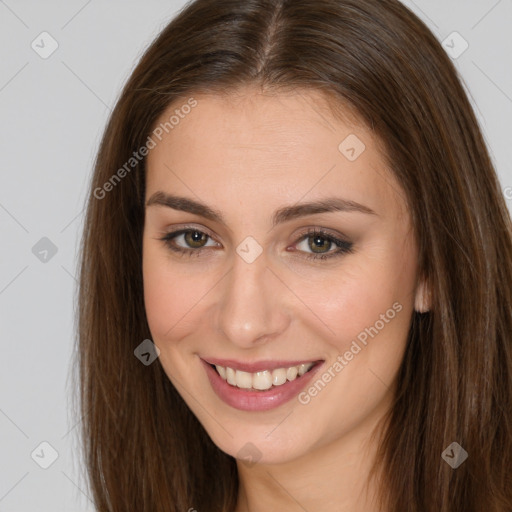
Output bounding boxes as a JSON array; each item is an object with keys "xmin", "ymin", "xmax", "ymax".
[
  {"xmin": 293, "ymin": 225, "xmax": 351, "ymax": 242},
  {"xmin": 160, "ymin": 223, "xmax": 350, "ymax": 243},
  {"xmin": 160, "ymin": 223, "xmax": 218, "ymax": 241}
]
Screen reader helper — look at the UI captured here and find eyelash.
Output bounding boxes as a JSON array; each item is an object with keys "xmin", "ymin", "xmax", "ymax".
[{"xmin": 158, "ymin": 226, "xmax": 353, "ymax": 261}]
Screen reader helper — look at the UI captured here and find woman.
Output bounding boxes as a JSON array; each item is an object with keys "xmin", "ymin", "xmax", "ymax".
[{"xmin": 77, "ymin": 0, "xmax": 512, "ymax": 510}]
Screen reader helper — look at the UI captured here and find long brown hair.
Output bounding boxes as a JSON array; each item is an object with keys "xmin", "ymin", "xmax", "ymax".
[{"xmin": 76, "ymin": 0, "xmax": 512, "ymax": 510}]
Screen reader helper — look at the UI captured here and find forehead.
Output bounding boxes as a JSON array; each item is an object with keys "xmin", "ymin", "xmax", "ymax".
[{"xmin": 145, "ymin": 88, "xmax": 406, "ymax": 221}]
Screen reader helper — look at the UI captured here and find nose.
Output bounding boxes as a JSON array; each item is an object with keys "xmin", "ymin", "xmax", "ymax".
[{"xmin": 215, "ymin": 250, "xmax": 290, "ymax": 349}]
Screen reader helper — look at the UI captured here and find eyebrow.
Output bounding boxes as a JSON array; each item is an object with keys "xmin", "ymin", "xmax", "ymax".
[{"xmin": 146, "ymin": 191, "xmax": 377, "ymax": 227}]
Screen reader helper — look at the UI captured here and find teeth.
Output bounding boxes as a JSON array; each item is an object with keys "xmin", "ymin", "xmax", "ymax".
[
  {"xmin": 272, "ymin": 368, "xmax": 287, "ymax": 386},
  {"xmin": 286, "ymin": 366, "xmax": 298, "ymax": 381},
  {"xmin": 235, "ymin": 370, "xmax": 253, "ymax": 389},
  {"xmin": 226, "ymin": 367, "xmax": 236, "ymax": 386},
  {"xmin": 253, "ymin": 371, "xmax": 272, "ymax": 390},
  {"xmin": 213, "ymin": 362, "xmax": 315, "ymax": 390},
  {"xmin": 215, "ymin": 365, "xmax": 226, "ymax": 379},
  {"xmin": 298, "ymin": 363, "xmax": 310, "ymax": 376}
]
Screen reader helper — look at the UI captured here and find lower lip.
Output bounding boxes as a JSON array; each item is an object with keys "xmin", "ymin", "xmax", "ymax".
[{"xmin": 201, "ymin": 359, "xmax": 324, "ymax": 411}]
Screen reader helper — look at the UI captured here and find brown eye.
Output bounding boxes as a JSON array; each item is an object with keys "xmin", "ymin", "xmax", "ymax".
[
  {"xmin": 183, "ymin": 230, "xmax": 209, "ymax": 248},
  {"xmin": 308, "ymin": 234, "xmax": 332, "ymax": 254},
  {"xmin": 294, "ymin": 229, "xmax": 353, "ymax": 260},
  {"xmin": 160, "ymin": 228, "xmax": 218, "ymax": 255}
]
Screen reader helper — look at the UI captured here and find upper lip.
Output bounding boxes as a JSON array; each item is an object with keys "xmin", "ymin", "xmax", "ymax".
[{"xmin": 201, "ymin": 357, "xmax": 323, "ymax": 373}]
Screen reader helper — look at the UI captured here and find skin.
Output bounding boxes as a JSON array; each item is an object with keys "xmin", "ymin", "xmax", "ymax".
[{"xmin": 142, "ymin": 86, "xmax": 429, "ymax": 512}]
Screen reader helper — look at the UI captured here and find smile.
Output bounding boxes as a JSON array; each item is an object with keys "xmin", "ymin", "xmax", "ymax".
[
  {"xmin": 200, "ymin": 357, "xmax": 324, "ymax": 411},
  {"xmin": 214, "ymin": 362, "xmax": 315, "ymax": 390}
]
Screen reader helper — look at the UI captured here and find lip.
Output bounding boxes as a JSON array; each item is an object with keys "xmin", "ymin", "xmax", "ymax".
[
  {"xmin": 202, "ymin": 357, "xmax": 320, "ymax": 373},
  {"xmin": 200, "ymin": 358, "xmax": 324, "ymax": 411}
]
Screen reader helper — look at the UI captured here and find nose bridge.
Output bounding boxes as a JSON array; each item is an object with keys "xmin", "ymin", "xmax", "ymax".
[{"xmin": 216, "ymin": 249, "xmax": 288, "ymax": 348}]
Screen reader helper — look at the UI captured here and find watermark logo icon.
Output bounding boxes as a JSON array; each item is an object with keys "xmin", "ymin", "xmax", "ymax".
[
  {"xmin": 31, "ymin": 32, "xmax": 59, "ymax": 59},
  {"xmin": 339, "ymin": 134, "xmax": 366, "ymax": 161},
  {"xmin": 134, "ymin": 339, "xmax": 160, "ymax": 366},
  {"xmin": 441, "ymin": 441, "xmax": 468, "ymax": 469},
  {"xmin": 236, "ymin": 236, "xmax": 263, "ymax": 264},
  {"xmin": 32, "ymin": 237, "xmax": 58, "ymax": 263},
  {"xmin": 442, "ymin": 32, "xmax": 469, "ymax": 60},
  {"xmin": 237, "ymin": 442, "xmax": 262, "ymax": 467},
  {"xmin": 31, "ymin": 441, "xmax": 59, "ymax": 469}
]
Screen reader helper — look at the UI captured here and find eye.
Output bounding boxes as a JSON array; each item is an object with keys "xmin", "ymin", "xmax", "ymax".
[
  {"xmin": 159, "ymin": 227, "xmax": 219, "ymax": 256},
  {"xmin": 292, "ymin": 228, "xmax": 353, "ymax": 260},
  {"xmin": 159, "ymin": 226, "xmax": 353, "ymax": 261}
]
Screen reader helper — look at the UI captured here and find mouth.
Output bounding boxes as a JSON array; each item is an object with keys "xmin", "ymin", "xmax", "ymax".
[
  {"xmin": 200, "ymin": 357, "xmax": 324, "ymax": 411},
  {"xmin": 210, "ymin": 361, "xmax": 319, "ymax": 390}
]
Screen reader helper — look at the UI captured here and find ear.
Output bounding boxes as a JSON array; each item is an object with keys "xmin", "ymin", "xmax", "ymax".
[{"xmin": 414, "ymin": 278, "xmax": 431, "ymax": 313}]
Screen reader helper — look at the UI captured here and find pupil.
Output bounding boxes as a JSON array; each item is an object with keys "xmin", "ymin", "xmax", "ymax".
[
  {"xmin": 187, "ymin": 231, "xmax": 206, "ymax": 247},
  {"xmin": 310, "ymin": 235, "xmax": 331, "ymax": 253}
]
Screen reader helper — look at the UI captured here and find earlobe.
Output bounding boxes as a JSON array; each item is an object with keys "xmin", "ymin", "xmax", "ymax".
[{"xmin": 414, "ymin": 278, "xmax": 431, "ymax": 313}]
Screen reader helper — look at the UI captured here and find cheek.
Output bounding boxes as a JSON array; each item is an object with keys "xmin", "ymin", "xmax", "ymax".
[
  {"xmin": 296, "ymin": 243, "xmax": 417, "ymax": 378},
  {"xmin": 142, "ymin": 243, "xmax": 227, "ymax": 352},
  {"xmin": 304, "ymin": 258, "xmax": 413, "ymax": 344},
  {"xmin": 142, "ymin": 245, "xmax": 201, "ymax": 343}
]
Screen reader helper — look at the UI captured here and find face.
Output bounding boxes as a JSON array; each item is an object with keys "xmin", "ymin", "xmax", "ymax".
[{"xmin": 143, "ymin": 87, "xmax": 421, "ymax": 465}]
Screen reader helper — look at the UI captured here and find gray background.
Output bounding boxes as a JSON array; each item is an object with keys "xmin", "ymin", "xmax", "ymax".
[{"xmin": 0, "ymin": 1, "xmax": 511, "ymax": 510}]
